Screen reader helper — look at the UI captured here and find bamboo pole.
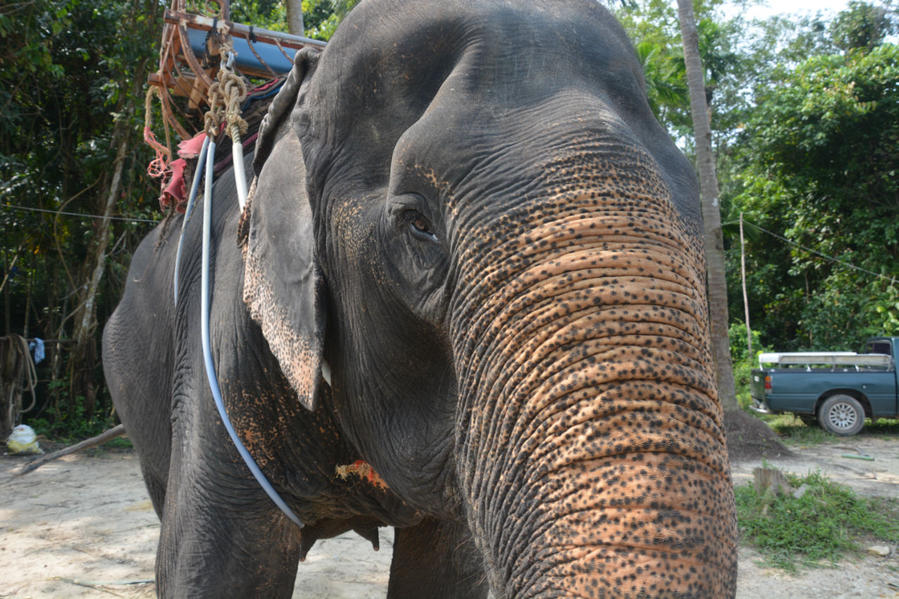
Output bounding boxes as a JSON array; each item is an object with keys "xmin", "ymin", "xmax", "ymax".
[
  {"xmin": 16, "ymin": 424, "xmax": 127, "ymax": 476},
  {"xmin": 740, "ymin": 212, "xmax": 752, "ymax": 356},
  {"xmin": 163, "ymin": 10, "xmax": 326, "ymax": 50}
]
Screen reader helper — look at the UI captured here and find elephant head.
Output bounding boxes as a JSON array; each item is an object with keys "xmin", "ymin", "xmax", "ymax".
[{"xmin": 242, "ymin": 0, "xmax": 737, "ymax": 596}]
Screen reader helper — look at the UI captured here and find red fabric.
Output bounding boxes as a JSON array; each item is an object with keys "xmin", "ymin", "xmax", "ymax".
[
  {"xmin": 178, "ymin": 132, "xmax": 207, "ymax": 159},
  {"xmin": 159, "ymin": 158, "xmax": 187, "ymax": 212},
  {"xmin": 157, "ymin": 133, "xmax": 207, "ymax": 213}
]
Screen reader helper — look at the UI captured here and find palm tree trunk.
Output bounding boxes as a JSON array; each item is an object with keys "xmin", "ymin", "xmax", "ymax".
[
  {"xmin": 286, "ymin": 0, "xmax": 304, "ymax": 35},
  {"xmin": 676, "ymin": 0, "xmax": 738, "ymax": 412}
]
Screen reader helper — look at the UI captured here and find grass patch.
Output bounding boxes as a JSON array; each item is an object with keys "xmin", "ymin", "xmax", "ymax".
[
  {"xmin": 760, "ymin": 414, "xmax": 835, "ymax": 445},
  {"xmin": 736, "ymin": 469, "xmax": 899, "ymax": 572},
  {"xmin": 745, "ymin": 409, "xmax": 899, "ymax": 445},
  {"xmin": 746, "ymin": 410, "xmax": 899, "ymax": 446}
]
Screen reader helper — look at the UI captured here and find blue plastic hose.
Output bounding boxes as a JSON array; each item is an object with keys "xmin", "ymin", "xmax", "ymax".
[{"xmin": 200, "ymin": 139, "xmax": 305, "ymax": 529}]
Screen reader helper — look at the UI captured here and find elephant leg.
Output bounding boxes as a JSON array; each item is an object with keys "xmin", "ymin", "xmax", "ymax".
[
  {"xmin": 139, "ymin": 461, "xmax": 167, "ymax": 518},
  {"xmin": 387, "ymin": 518, "xmax": 488, "ymax": 599},
  {"xmin": 155, "ymin": 441, "xmax": 302, "ymax": 597}
]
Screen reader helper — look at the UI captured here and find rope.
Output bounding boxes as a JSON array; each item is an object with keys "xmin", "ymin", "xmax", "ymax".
[
  {"xmin": 2, "ymin": 335, "xmax": 38, "ymax": 430},
  {"xmin": 741, "ymin": 218, "xmax": 898, "ymax": 285},
  {"xmin": 246, "ymin": 29, "xmax": 278, "ymax": 78},
  {"xmin": 15, "ymin": 336, "xmax": 37, "ymax": 415},
  {"xmin": 203, "ymin": 37, "xmax": 248, "ymax": 139},
  {"xmin": 273, "ymin": 36, "xmax": 292, "ymax": 62},
  {"xmin": 144, "ymin": 87, "xmax": 172, "ymax": 179},
  {"xmin": 202, "ymin": 32, "xmax": 250, "ymax": 210},
  {"xmin": 1, "ymin": 203, "xmax": 159, "ymax": 224}
]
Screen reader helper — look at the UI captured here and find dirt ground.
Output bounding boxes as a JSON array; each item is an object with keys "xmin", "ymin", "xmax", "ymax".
[{"xmin": 1, "ymin": 437, "xmax": 897, "ymax": 598}]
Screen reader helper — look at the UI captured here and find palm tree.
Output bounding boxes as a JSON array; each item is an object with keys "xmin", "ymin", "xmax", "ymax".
[
  {"xmin": 286, "ymin": 0, "xmax": 304, "ymax": 35},
  {"xmin": 676, "ymin": 0, "xmax": 739, "ymax": 412}
]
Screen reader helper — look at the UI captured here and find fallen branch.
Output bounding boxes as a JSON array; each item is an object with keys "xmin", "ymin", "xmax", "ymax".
[{"xmin": 16, "ymin": 424, "xmax": 126, "ymax": 476}]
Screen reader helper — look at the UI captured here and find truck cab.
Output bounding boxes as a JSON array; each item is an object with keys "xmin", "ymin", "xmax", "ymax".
[{"xmin": 750, "ymin": 336, "xmax": 899, "ymax": 436}]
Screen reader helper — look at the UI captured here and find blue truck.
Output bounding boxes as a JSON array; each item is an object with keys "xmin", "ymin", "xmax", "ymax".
[{"xmin": 750, "ymin": 336, "xmax": 899, "ymax": 436}]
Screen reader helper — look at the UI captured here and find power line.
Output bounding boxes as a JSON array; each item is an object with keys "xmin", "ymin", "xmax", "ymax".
[
  {"xmin": 1, "ymin": 203, "xmax": 160, "ymax": 224},
  {"xmin": 741, "ymin": 218, "xmax": 897, "ymax": 285}
]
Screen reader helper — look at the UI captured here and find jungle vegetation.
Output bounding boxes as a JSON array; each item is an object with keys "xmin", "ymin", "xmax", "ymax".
[{"xmin": 1, "ymin": 0, "xmax": 897, "ymax": 437}]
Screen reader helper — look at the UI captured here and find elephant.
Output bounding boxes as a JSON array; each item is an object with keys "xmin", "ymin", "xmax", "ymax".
[{"xmin": 102, "ymin": 0, "xmax": 738, "ymax": 596}]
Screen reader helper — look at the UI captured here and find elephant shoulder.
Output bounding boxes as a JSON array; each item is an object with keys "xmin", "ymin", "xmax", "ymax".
[{"xmin": 103, "ymin": 219, "xmax": 181, "ymax": 379}]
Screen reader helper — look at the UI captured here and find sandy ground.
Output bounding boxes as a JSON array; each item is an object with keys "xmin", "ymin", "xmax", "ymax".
[{"xmin": 0, "ymin": 437, "xmax": 897, "ymax": 598}]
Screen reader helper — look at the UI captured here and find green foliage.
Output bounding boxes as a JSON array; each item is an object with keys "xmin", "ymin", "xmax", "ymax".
[
  {"xmin": 1, "ymin": 0, "xmax": 162, "ymax": 438},
  {"xmin": 757, "ymin": 413, "xmax": 899, "ymax": 444},
  {"xmin": 736, "ymin": 470, "xmax": 899, "ymax": 571},
  {"xmin": 302, "ymin": 0, "xmax": 359, "ymax": 41},
  {"xmin": 615, "ymin": 0, "xmax": 746, "ymax": 141},
  {"xmin": 231, "ymin": 0, "xmax": 287, "ymax": 31},
  {"xmin": 830, "ymin": 1, "xmax": 897, "ymax": 52},
  {"xmin": 729, "ymin": 322, "xmax": 769, "ymax": 408},
  {"xmin": 726, "ymin": 39, "xmax": 899, "ymax": 350},
  {"xmin": 28, "ymin": 382, "xmax": 118, "ymax": 441}
]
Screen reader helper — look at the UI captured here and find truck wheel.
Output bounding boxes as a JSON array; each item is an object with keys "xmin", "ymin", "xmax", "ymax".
[{"xmin": 818, "ymin": 395, "xmax": 865, "ymax": 436}]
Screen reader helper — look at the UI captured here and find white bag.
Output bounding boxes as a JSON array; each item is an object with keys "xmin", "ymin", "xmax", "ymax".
[{"xmin": 7, "ymin": 424, "xmax": 43, "ymax": 455}]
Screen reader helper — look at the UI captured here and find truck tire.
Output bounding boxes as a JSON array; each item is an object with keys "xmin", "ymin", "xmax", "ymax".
[{"xmin": 818, "ymin": 395, "xmax": 865, "ymax": 436}]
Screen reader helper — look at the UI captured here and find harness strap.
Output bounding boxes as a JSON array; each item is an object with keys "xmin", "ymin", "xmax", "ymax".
[
  {"xmin": 200, "ymin": 138, "xmax": 305, "ymax": 529},
  {"xmin": 173, "ymin": 135, "xmax": 209, "ymax": 305},
  {"xmin": 169, "ymin": 35, "xmax": 305, "ymax": 528}
]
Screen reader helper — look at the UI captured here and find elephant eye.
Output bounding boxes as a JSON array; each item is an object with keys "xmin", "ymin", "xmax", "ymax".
[{"xmin": 403, "ymin": 210, "xmax": 438, "ymax": 243}]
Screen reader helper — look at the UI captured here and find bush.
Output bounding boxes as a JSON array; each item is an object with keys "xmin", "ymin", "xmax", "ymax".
[
  {"xmin": 736, "ymin": 469, "xmax": 899, "ymax": 571},
  {"xmin": 729, "ymin": 322, "xmax": 770, "ymax": 409}
]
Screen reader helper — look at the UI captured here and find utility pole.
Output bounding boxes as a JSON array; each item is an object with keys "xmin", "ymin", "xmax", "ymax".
[{"xmin": 740, "ymin": 212, "xmax": 752, "ymax": 356}]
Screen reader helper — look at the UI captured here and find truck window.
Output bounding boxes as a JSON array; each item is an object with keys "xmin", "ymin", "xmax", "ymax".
[{"xmin": 866, "ymin": 340, "xmax": 892, "ymax": 356}]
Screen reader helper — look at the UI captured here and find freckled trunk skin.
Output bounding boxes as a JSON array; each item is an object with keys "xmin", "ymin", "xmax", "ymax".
[{"xmin": 450, "ymin": 148, "xmax": 737, "ymax": 598}]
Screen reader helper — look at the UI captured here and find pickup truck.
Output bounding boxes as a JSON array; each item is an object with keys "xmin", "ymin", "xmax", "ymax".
[{"xmin": 750, "ymin": 336, "xmax": 899, "ymax": 436}]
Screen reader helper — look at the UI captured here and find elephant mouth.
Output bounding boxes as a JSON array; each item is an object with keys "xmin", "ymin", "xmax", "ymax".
[{"xmin": 447, "ymin": 155, "xmax": 736, "ymax": 597}]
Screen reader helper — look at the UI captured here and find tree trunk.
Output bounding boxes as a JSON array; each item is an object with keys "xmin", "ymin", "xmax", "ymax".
[
  {"xmin": 286, "ymin": 0, "xmax": 304, "ymax": 36},
  {"xmin": 676, "ymin": 0, "xmax": 738, "ymax": 412},
  {"xmin": 676, "ymin": 0, "xmax": 788, "ymax": 460},
  {"xmin": 67, "ymin": 51, "xmax": 148, "ymax": 419},
  {"xmin": 67, "ymin": 120, "xmax": 129, "ymax": 418}
]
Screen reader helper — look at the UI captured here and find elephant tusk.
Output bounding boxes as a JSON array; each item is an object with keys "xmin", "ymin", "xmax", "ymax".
[{"xmin": 320, "ymin": 359, "xmax": 332, "ymax": 387}]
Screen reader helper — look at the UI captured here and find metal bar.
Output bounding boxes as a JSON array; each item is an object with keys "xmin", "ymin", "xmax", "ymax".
[
  {"xmin": 175, "ymin": 23, "xmax": 216, "ymax": 88},
  {"xmin": 165, "ymin": 9, "xmax": 326, "ymax": 50}
]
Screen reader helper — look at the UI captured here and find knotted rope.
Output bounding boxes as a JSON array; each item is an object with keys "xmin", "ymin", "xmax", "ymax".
[
  {"xmin": 204, "ymin": 35, "xmax": 249, "ymax": 141},
  {"xmin": 144, "ymin": 86, "xmax": 173, "ymax": 178}
]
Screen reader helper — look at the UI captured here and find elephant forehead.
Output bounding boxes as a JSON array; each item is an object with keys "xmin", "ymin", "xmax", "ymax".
[
  {"xmin": 296, "ymin": 0, "xmax": 646, "ymax": 192},
  {"xmin": 387, "ymin": 90, "xmax": 640, "ymax": 191},
  {"xmin": 306, "ymin": 0, "xmax": 640, "ymax": 122}
]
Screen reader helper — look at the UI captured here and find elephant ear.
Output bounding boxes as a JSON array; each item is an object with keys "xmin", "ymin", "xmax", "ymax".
[{"xmin": 240, "ymin": 48, "xmax": 325, "ymax": 411}]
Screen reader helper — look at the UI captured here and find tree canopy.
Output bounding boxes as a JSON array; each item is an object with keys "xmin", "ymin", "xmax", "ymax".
[
  {"xmin": 1, "ymin": 0, "xmax": 897, "ymax": 438},
  {"xmin": 728, "ymin": 42, "xmax": 899, "ymax": 349}
]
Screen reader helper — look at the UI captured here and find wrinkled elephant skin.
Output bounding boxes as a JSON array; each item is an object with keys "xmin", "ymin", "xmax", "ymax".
[{"xmin": 103, "ymin": 0, "xmax": 737, "ymax": 597}]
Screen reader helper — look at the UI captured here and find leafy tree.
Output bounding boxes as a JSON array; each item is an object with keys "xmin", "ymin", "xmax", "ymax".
[
  {"xmin": 830, "ymin": 0, "xmax": 896, "ymax": 52},
  {"xmin": 728, "ymin": 41, "xmax": 899, "ymax": 349},
  {"xmin": 230, "ymin": 0, "xmax": 287, "ymax": 31},
  {"xmin": 677, "ymin": 0, "xmax": 739, "ymax": 412},
  {"xmin": 1, "ymin": 0, "xmax": 162, "ymax": 430},
  {"xmin": 302, "ymin": 0, "xmax": 359, "ymax": 41},
  {"xmin": 615, "ymin": 0, "xmax": 746, "ymax": 143}
]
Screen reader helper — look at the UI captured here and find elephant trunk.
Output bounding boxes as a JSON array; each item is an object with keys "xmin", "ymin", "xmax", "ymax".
[{"xmin": 450, "ymin": 149, "xmax": 737, "ymax": 597}]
